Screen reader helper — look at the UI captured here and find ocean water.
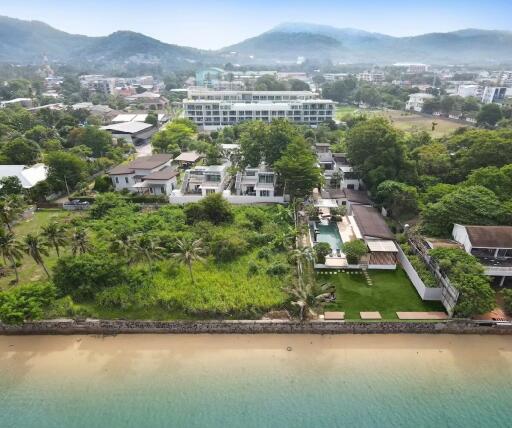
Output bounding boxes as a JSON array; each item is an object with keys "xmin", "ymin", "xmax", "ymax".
[{"xmin": 0, "ymin": 334, "xmax": 511, "ymax": 428}]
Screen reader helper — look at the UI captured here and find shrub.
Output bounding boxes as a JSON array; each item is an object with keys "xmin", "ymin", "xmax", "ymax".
[
  {"xmin": 210, "ymin": 234, "xmax": 248, "ymax": 262},
  {"xmin": 53, "ymin": 253, "xmax": 127, "ymax": 301},
  {"xmin": 247, "ymin": 261, "xmax": 259, "ymax": 276},
  {"xmin": 93, "ymin": 175, "xmax": 113, "ymax": 193},
  {"xmin": 266, "ymin": 262, "xmax": 289, "ymax": 276},
  {"xmin": 502, "ymin": 289, "xmax": 512, "ymax": 316},
  {"xmin": 257, "ymin": 246, "xmax": 273, "ymax": 260},
  {"xmin": 184, "ymin": 193, "xmax": 233, "ymax": 225},
  {"xmin": 96, "ymin": 285, "xmax": 134, "ymax": 309},
  {"xmin": 342, "ymin": 239, "xmax": 368, "ymax": 264},
  {"xmin": 430, "ymin": 248, "xmax": 495, "ymax": 317},
  {"xmin": 89, "ymin": 193, "xmax": 129, "ymax": 219},
  {"xmin": 0, "ymin": 282, "xmax": 56, "ymax": 325},
  {"xmin": 314, "ymin": 242, "xmax": 332, "ymax": 264}
]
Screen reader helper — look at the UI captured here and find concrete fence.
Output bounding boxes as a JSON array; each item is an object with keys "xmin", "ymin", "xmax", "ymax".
[{"xmin": 1, "ymin": 319, "xmax": 511, "ymax": 335}]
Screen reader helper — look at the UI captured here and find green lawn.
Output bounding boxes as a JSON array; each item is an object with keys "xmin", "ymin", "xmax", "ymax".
[
  {"xmin": 336, "ymin": 105, "xmax": 359, "ymax": 120},
  {"xmin": 320, "ymin": 268, "xmax": 445, "ymax": 319},
  {"xmin": 0, "ymin": 210, "xmax": 78, "ymax": 290}
]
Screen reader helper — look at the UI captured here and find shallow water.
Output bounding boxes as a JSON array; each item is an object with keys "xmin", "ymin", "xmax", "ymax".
[{"xmin": 0, "ymin": 334, "xmax": 511, "ymax": 427}]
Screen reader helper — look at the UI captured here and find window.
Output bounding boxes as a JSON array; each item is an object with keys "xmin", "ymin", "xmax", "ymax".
[
  {"xmin": 205, "ymin": 189, "xmax": 215, "ymax": 195},
  {"xmin": 125, "ymin": 177, "xmax": 129, "ymax": 184},
  {"xmin": 115, "ymin": 177, "xmax": 119, "ymax": 184},
  {"xmin": 258, "ymin": 173, "xmax": 274, "ymax": 184},
  {"xmin": 260, "ymin": 190, "xmax": 270, "ymax": 197}
]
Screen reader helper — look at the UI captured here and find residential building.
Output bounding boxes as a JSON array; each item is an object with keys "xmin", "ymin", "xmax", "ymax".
[
  {"xmin": 195, "ymin": 68, "xmax": 225, "ymax": 87},
  {"xmin": 183, "ymin": 89, "xmax": 335, "ymax": 130},
  {"xmin": 174, "ymin": 151, "xmax": 203, "ymax": 167},
  {"xmin": 176, "ymin": 163, "xmax": 230, "ymax": 197},
  {"xmin": 457, "ymin": 84, "xmax": 481, "ymax": 98},
  {"xmin": 101, "ymin": 122, "xmax": 156, "ymax": 145},
  {"xmin": 405, "ymin": 93, "xmax": 434, "ymax": 112},
  {"xmin": 108, "ymin": 154, "xmax": 176, "ymax": 196},
  {"xmin": 234, "ymin": 164, "xmax": 277, "ymax": 198},
  {"xmin": 452, "ymin": 224, "xmax": 512, "ymax": 286},
  {"xmin": 323, "ymin": 73, "xmax": 349, "ymax": 82},
  {"xmin": 0, "ymin": 164, "xmax": 47, "ymax": 189},
  {"xmin": 111, "ymin": 113, "xmax": 169, "ymax": 126},
  {"xmin": 393, "ymin": 63, "xmax": 429, "ymax": 73},
  {"xmin": 481, "ymin": 86, "xmax": 508, "ymax": 104},
  {"xmin": 357, "ymin": 71, "xmax": 385, "ymax": 83},
  {"xmin": 125, "ymin": 93, "xmax": 169, "ymax": 110}
]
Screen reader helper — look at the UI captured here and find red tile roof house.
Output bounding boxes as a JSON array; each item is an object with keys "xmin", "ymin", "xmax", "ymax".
[{"xmin": 108, "ymin": 154, "xmax": 178, "ymax": 197}]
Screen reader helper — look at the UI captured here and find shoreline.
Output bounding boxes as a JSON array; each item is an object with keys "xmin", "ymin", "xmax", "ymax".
[{"xmin": 1, "ymin": 318, "xmax": 512, "ymax": 335}]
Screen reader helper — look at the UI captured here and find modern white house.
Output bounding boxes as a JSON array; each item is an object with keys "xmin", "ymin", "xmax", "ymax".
[
  {"xmin": 457, "ymin": 84, "xmax": 481, "ymax": 98},
  {"xmin": 234, "ymin": 164, "xmax": 278, "ymax": 198},
  {"xmin": 481, "ymin": 86, "xmax": 508, "ymax": 104},
  {"xmin": 183, "ymin": 89, "xmax": 335, "ymax": 130},
  {"xmin": 108, "ymin": 154, "xmax": 176, "ymax": 196},
  {"xmin": 174, "ymin": 163, "xmax": 230, "ymax": 198},
  {"xmin": 405, "ymin": 93, "xmax": 434, "ymax": 112},
  {"xmin": 0, "ymin": 164, "xmax": 47, "ymax": 189},
  {"xmin": 101, "ymin": 122, "xmax": 156, "ymax": 145},
  {"xmin": 452, "ymin": 224, "xmax": 512, "ymax": 286}
]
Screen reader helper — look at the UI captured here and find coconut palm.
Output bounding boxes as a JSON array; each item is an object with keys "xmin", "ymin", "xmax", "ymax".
[
  {"xmin": 284, "ymin": 280, "xmax": 335, "ymax": 321},
  {"xmin": 0, "ymin": 229, "xmax": 23, "ymax": 283},
  {"xmin": 172, "ymin": 237, "xmax": 204, "ymax": 284},
  {"xmin": 71, "ymin": 228, "xmax": 90, "ymax": 256},
  {"xmin": 41, "ymin": 222, "xmax": 67, "ymax": 257},
  {"xmin": 132, "ymin": 234, "xmax": 163, "ymax": 277},
  {"xmin": 289, "ymin": 246, "xmax": 314, "ymax": 277},
  {"xmin": 23, "ymin": 233, "xmax": 50, "ymax": 278},
  {"xmin": 0, "ymin": 196, "xmax": 25, "ymax": 232},
  {"xmin": 110, "ymin": 230, "xmax": 135, "ymax": 262}
]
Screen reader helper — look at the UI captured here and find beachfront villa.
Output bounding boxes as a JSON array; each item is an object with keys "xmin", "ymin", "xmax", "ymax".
[{"xmin": 307, "ymin": 194, "xmax": 398, "ymax": 270}]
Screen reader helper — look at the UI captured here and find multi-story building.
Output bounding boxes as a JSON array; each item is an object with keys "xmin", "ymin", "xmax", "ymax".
[
  {"xmin": 357, "ymin": 71, "xmax": 385, "ymax": 83},
  {"xmin": 405, "ymin": 93, "xmax": 434, "ymax": 112},
  {"xmin": 234, "ymin": 165, "xmax": 278, "ymax": 198},
  {"xmin": 108, "ymin": 155, "xmax": 177, "ymax": 196},
  {"xmin": 457, "ymin": 84, "xmax": 481, "ymax": 98},
  {"xmin": 452, "ymin": 224, "xmax": 512, "ymax": 286},
  {"xmin": 183, "ymin": 89, "xmax": 335, "ymax": 130},
  {"xmin": 481, "ymin": 86, "xmax": 508, "ymax": 104}
]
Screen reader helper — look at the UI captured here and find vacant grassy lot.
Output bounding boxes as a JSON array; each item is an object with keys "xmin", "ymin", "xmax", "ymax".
[
  {"xmin": 336, "ymin": 105, "xmax": 359, "ymax": 120},
  {"xmin": 372, "ymin": 109, "xmax": 469, "ymax": 138},
  {"xmin": 320, "ymin": 268, "xmax": 445, "ymax": 319},
  {"xmin": 0, "ymin": 210, "xmax": 78, "ymax": 290}
]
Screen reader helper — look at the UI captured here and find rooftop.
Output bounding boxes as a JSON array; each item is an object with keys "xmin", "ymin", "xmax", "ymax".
[
  {"xmin": 101, "ymin": 122, "xmax": 154, "ymax": 134},
  {"xmin": 344, "ymin": 189, "xmax": 371, "ymax": 205},
  {"xmin": 464, "ymin": 225, "xmax": 512, "ymax": 249},
  {"xmin": 175, "ymin": 151, "xmax": 203, "ymax": 163},
  {"xmin": 143, "ymin": 167, "xmax": 179, "ymax": 181},
  {"xmin": 0, "ymin": 164, "xmax": 47, "ymax": 188},
  {"xmin": 352, "ymin": 205, "xmax": 394, "ymax": 240},
  {"xmin": 109, "ymin": 154, "xmax": 172, "ymax": 175}
]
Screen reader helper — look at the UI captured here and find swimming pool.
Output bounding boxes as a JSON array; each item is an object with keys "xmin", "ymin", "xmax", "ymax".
[{"xmin": 313, "ymin": 222, "xmax": 343, "ymax": 251}]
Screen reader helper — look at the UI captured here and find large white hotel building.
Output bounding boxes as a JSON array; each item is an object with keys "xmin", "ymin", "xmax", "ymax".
[{"xmin": 183, "ymin": 89, "xmax": 336, "ymax": 130}]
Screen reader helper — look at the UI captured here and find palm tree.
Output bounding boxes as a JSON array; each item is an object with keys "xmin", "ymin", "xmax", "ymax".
[
  {"xmin": 132, "ymin": 234, "xmax": 163, "ymax": 277},
  {"xmin": 289, "ymin": 246, "xmax": 314, "ymax": 278},
  {"xmin": 71, "ymin": 228, "xmax": 90, "ymax": 256},
  {"xmin": 173, "ymin": 237, "xmax": 204, "ymax": 284},
  {"xmin": 110, "ymin": 230, "xmax": 135, "ymax": 262},
  {"xmin": 0, "ymin": 229, "xmax": 23, "ymax": 283},
  {"xmin": 41, "ymin": 222, "xmax": 67, "ymax": 257},
  {"xmin": 0, "ymin": 196, "xmax": 24, "ymax": 232},
  {"xmin": 23, "ymin": 233, "xmax": 50, "ymax": 278},
  {"xmin": 284, "ymin": 280, "xmax": 335, "ymax": 321}
]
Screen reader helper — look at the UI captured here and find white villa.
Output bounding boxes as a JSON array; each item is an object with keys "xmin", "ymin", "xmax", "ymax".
[
  {"xmin": 405, "ymin": 93, "xmax": 434, "ymax": 112},
  {"xmin": 108, "ymin": 154, "xmax": 177, "ymax": 196},
  {"xmin": 234, "ymin": 164, "xmax": 277, "ymax": 198},
  {"xmin": 452, "ymin": 224, "xmax": 512, "ymax": 286}
]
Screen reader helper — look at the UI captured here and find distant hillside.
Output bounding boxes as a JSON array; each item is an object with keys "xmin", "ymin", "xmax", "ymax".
[
  {"xmin": 220, "ymin": 32, "xmax": 343, "ymax": 63},
  {"xmin": 0, "ymin": 16, "xmax": 206, "ymax": 69},
  {"xmin": 0, "ymin": 16, "xmax": 511, "ymax": 68}
]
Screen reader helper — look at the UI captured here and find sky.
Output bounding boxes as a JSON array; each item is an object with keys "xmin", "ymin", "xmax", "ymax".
[{"xmin": 1, "ymin": 0, "xmax": 511, "ymax": 49}]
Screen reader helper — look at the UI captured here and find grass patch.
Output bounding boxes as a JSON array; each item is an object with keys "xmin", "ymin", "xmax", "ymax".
[
  {"xmin": 336, "ymin": 105, "xmax": 359, "ymax": 120},
  {"xmin": 370, "ymin": 109, "xmax": 468, "ymax": 138},
  {"xmin": 320, "ymin": 268, "xmax": 445, "ymax": 319},
  {"xmin": 0, "ymin": 210, "xmax": 79, "ymax": 290}
]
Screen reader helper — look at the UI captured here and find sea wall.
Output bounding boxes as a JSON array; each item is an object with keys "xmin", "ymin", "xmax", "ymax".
[{"xmin": 1, "ymin": 319, "xmax": 511, "ymax": 335}]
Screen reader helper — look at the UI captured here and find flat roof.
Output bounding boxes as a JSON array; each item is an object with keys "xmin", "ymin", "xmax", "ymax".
[
  {"xmin": 464, "ymin": 225, "xmax": 512, "ymax": 249},
  {"xmin": 175, "ymin": 151, "xmax": 202, "ymax": 162},
  {"xmin": 367, "ymin": 240, "xmax": 398, "ymax": 253},
  {"xmin": 101, "ymin": 122, "xmax": 153, "ymax": 134}
]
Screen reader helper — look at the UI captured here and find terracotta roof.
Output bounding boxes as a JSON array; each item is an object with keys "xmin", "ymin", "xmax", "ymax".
[
  {"xmin": 352, "ymin": 205, "xmax": 394, "ymax": 240},
  {"xmin": 344, "ymin": 189, "xmax": 371, "ymax": 204},
  {"xmin": 143, "ymin": 167, "xmax": 179, "ymax": 181},
  {"xmin": 465, "ymin": 225, "xmax": 512, "ymax": 248}
]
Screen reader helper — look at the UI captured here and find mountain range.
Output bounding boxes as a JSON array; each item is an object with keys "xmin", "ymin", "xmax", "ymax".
[{"xmin": 1, "ymin": 16, "xmax": 511, "ymax": 68}]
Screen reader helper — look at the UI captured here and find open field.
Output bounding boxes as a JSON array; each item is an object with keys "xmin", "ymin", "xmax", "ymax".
[
  {"xmin": 335, "ymin": 105, "xmax": 359, "ymax": 119},
  {"xmin": 371, "ymin": 109, "xmax": 470, "ymax": 137},
  {"xmin": 320, "ymin": 268, "xmax": 445, "ymax": 319}
]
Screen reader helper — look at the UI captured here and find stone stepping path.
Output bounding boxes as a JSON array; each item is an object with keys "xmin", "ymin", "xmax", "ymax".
[
  {"xmin": 360, "ymin": 311, "xmax": 382, "ymax": 320},
  {"xmin": 362, "ymin": 269, "xmax": 373, "ymax": 286}
]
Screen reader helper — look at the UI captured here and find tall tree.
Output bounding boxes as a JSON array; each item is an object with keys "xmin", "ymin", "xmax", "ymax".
[
  {"xmin": 132, "ymin": 234, "xmax": 163, "ymax": 277},
  {"xmin": 23, "ymin": 233, "xmax": 50, "ymax": 278},
  {"xmin": 172, "ymin": 237, "xmax": 204, "ymax": 284},
  {"xmin": 41, "ymin": 222, "xmax": 67, "ymax": 258},
  {"xmin": 0, "ymin": 228, "xmax": 23, "ymax": 283},
  {"xmin": 71, "ymin": 228, "xmax": 90, "ymax": 256},
  {"xmin": 274, "ymin": 137, "xmax": 321, "ymax": 199}
]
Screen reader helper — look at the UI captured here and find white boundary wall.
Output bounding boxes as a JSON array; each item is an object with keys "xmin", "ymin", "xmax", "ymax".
[{"xmin": 397, "ymin": 246, "xmax": 442, "ymax": 301}]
